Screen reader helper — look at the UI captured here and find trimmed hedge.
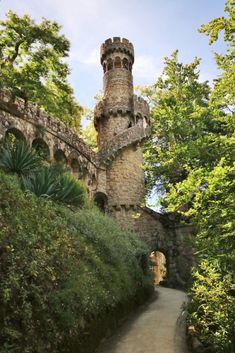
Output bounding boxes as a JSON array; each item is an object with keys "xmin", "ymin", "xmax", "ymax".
[{"xmin": 0, "ymin": 171, "xmax": 152, "ymax": 353}]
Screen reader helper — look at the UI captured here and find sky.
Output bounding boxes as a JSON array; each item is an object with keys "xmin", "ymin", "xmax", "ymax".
[{"xmin": 0, "ymin": 0, "xmax": 226, "ymax": 111}]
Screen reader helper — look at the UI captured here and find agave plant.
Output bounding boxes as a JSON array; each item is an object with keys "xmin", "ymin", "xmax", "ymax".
[
  {"xmin": 0, "ymin": 141, "xmax": 42, "ymax": 176},
  {"xmin": 21, "ymin": 166, "xmax": 59, "ymax": 198},
  {"xmin": 56, "ymin": 173, "xmax": 87, "ymax": 207},
  {"xmin": 22, "ymin": 165, "xmax": 87, "ymax": 207}
]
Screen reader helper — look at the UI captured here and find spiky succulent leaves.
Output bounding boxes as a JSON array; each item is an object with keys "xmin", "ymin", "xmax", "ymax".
[
  {"xmin": 0, "ymin": 141, "xmax": 42, "ymax": 176},
  {"xmin": 21, "ymin": 166, "xmax": 59, "ymax": 198},
  {"xmin": 56, "ymin": 173, "xmax": 87, "ymax": 207}
]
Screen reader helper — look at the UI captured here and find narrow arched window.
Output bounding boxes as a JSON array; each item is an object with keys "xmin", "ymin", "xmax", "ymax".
[
  {"xmin": 5, "ymin": 127, "xmax": 26, "ymax": 144},
  {"xmin": 54, "ymin": 149, "xmax": 67, "ymax": 164},
  {"xmin": 70, "ymin": 158, "xmax": 80, "ymax": 177},
  {"xmin": 114, "ymin": 56, "xmax": 121, "ymax": 68},
  {"xmin": 107, "ymin": 58, "xmax": 113, "ymax": 71},
  {"xmin": 122, "ymin": 58, "xmax": 129, "ymax": 70},
  {"xmin": 32, "ymin": 138, "xmax": 50, "ymax": 160}
]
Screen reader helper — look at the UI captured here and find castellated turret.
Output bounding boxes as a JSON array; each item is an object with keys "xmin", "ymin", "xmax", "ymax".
[{"xmin": 94, "ymin": 37, "xmax": 151, "ymax": 225}]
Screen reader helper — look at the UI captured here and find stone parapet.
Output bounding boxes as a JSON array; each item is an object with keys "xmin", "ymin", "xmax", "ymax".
[
  {"xmin": 94, "ymin": 100, "xmax": 133, "ymax": 127},
  {"xmin": 134, "ymin": 95, "xmax": 150, "ymax": 119},
  {"xmin": 101, "ymin": 37, "xmax": 134, "ymax": 64},
  {"xmin": 0, "ymin": 90, "xmax": 98, "ymax": 166},
  {"xmin": 94, "ymin": 95, "xmax": 149, "ymax": 120},
  {"xmin": 98, "ymin": 125, "xmax": 151, "ymax": 164}
]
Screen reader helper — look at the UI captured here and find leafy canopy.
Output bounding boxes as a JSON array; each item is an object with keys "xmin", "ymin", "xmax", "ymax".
[
  {"xmin": 139, "ymin": 51, "xmax": 213, "ymax": 199},
  {"xmin": 139, "ymin": 2, "xmax": 235, "ymax": 350},
  {"xmin": 0, "ymin": 11, "xmax": 83, "ymax": 130}
]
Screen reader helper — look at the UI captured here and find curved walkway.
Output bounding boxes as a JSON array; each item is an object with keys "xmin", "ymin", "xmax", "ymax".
[{"xmin": 97, "ymin": 286, "xmax": 188, "ymax": 353}]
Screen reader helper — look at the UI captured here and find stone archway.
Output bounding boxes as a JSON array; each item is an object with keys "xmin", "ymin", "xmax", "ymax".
[
  {"xmin": 5, "ymin": 127, "xmax": 26, "ymax": 143},
  {"xmin": 94, "ymin": 192, "xmax": 108, "ymax": 213},
  {"xmin": 32, "ymin": 138, "xmax": 50, "ymax": 160},
  {"xmin": 54, "ymin": 149, "xmax": 67, "ymax": 164},
  {"xmin": 150, "ymin": 250, "xmax": 167, "ymax": 285}
]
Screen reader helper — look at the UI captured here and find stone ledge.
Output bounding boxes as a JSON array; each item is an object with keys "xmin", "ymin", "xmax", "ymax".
[
  {"xmin": 98, "ymin": 125, "xmax": 151, "ymax": 164},
  {"xmin": 0, "ymin": 89, "xmax": 98, "ymax": 166}
]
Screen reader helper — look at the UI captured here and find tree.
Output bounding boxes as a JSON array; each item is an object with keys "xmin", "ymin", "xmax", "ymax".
[
  {"xmin": 139, "ymin": 51, "xmax": 213, "ymax": 202},
  {"xmin": 81, "ymin": 121, "xmax": 98, "ymax": 151},
  {"xmin": 0, "ymin": 11, "xmax": 83, "ymax": 130},
  {"xmin": 141, "ymin": 1, "xmax": 235, "ymax": 350},
  {"xmin": 81, "ymin": 108, "xmax": 98, "ymax": 151},
  {"xmin": 199, "ymin": 0, "xmax": 235, "ymax": 116}
]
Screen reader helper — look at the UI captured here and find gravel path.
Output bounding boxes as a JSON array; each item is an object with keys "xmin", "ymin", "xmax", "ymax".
[{"xmin": 97, "ymin": 286, "xmax": 188, "ymax": 353}]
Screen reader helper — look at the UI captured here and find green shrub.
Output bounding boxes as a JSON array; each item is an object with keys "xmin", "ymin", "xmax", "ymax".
[
  {"xmin": 21, "ymin": 165, "xmax": 59, "ymax": 198},
  {"xmin": 0, "ymin": 170, "xmax": 151, "ymax": 353},
  {"xmin": 0, "ymin": 141, "xmax": 42, "ymax": 176},
  {"xmin": 22, "ymin": 166, "xmax": 87, "ymax": 207},
  {"xmin": 188, "ymin": 260, "xmax": 235, "ymax": 353},
  {"xmin": 0, "ymin": 142, "xmax": 87, "ymax": 208},
  {"xmin": 55, "ymin": 173, "xmax": 87, "ymax": 207}
]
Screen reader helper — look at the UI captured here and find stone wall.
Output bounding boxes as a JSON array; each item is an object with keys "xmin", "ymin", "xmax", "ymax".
[
  {"xmin": 132, "ymin": 207, "xmax": 194, "ymax": 288},
  {"xmin": 98, "ymin": 124, "xmax": 151, "ymax": 164},
  {"xmin": 0, "ymin": 90, "xmax": 98, "ymax": 195},
  {"xmin": 106, "ymin": 144, "xmax": 145, "ymax": 206}
]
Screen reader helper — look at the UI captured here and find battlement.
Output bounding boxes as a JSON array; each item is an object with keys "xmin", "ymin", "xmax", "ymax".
[
  {"xmin": 101, "ymin": 37, "xmax": 134, "ymax": 64},
  {"xmin": 94, "ymin": 95, "xmax": 150, "ymax": 122},
  {"xmin": 0, "ymin": 89, "xmax": 97, "ymax": 165},
  {"xmin": 133, "ymin": 95, "xmax": 149, "ymax": 119}
]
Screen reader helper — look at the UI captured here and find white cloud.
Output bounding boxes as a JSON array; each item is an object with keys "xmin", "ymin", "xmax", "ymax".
[
  {"xmin": 133, "ymin": 55, "xmax": 161, "ymax": 82},
  {"xmin": 72, "ymin": 47, "xmax": 100, "ymax": 65},
  {"xmin": 76, "ymin": 48, "xmax": 100, "ymax": 65}
]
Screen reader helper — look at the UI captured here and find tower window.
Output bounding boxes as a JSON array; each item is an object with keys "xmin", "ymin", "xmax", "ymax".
[
  {"xmin": 114, "ymin": 56, "xmax": 122, "ymax": 68},
  {"xmin": 107, "ymin": 58, "xmax": 113, "ymax": 71},
  {"xmin": 122, "ymin": 58, "xmax": 129, "ymax": 70}
]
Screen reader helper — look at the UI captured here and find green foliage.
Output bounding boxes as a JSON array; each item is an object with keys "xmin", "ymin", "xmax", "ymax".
[
  {"xmin": 22, "ymin": 165, "xmax": 87, "ymax": 207},
  {"xmin": 0, "ymin": 142, "xmax": 87, "ymax": 208},
  {"xmin": 0, "ymin": 140, "xmax": 42, "ymax": 176},
  {"xmin": 0, "ymin": 170, "xmax": 151, "ymax": 353},
  {"xmin": 81, "ymin": 108, "xmax": 98, "ymax": 151},
  {"xmin": 139, "ymin": 51, "xmax": 213, "ymax": 197},
  {"xmin": 54, "ymin": 172, "xmax": 87, "ymax": 207},
  {"xmin": 188, "ymin": 261, "xmax": 235, "ymax": 353},
  {"xmin": 81, "ymin": 120, "xmax": 98, "ymax": 151},
  {"xmin": 21, "ymin": 166, "xmax": 59, "ymax": 198},
  {"xmin": 140, "ymin": 2, "xmax": 235, "ymax": 351},
  {"xmin": 0, "ymin": 11, "xmax": 83, "ymax": 130},
  {"xmin": 199, "ymin": 0, "xmax": 235, "ymax": 115}
]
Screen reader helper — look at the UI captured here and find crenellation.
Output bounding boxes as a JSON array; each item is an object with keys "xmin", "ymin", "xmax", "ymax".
[{"xmin": 101, "ymin": 37, "xmax": 134, "ymax": 65}]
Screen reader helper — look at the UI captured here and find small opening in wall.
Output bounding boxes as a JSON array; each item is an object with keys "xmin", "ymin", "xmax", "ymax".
[
  {"xmin": 150, "ymin": 251, "xmax": 167, "ymax": 285},
  {"xmin": 107, "ymin": 58, "xmax": 113, "ymax": 71},
  {"xmin": 70, "ymin": 158, "xmax": 80, "ymax": 177},
  {"xmin": 5, "ymin": 128, "xmax": 26, "ymax": 144},
  {"xmin": 94, "ymin": 192, "xmax": 107, "ymax": 213},
  {"xmin": 32, "ymin": 138, "xmax": 49, "ymax": 160},
  {"xmin": 122, "ymin": 57, "xmax": 129, "ymax": 70},
  {"xmin": 114, "ymin": 56, "xmax": 122, "ymax": 68},
  {"xmin": 54, "ymin": 149, "xmax": 67, "ymax": 164}
]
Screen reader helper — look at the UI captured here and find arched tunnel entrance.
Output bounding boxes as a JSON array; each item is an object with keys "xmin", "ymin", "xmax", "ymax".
[{"xmin": 150, "ymin": 251, "xmax": 167, "ymax": 285}]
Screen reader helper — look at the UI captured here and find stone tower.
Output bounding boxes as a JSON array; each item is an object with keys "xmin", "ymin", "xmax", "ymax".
[{"xmin": 94, "ymin": 37, "xmax": 151, "ymax": 226}]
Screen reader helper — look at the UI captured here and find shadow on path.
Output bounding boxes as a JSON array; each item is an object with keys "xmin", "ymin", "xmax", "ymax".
[{"xmin": 97, "ymin": 286, "xmax": 188, "ymax": 353}]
